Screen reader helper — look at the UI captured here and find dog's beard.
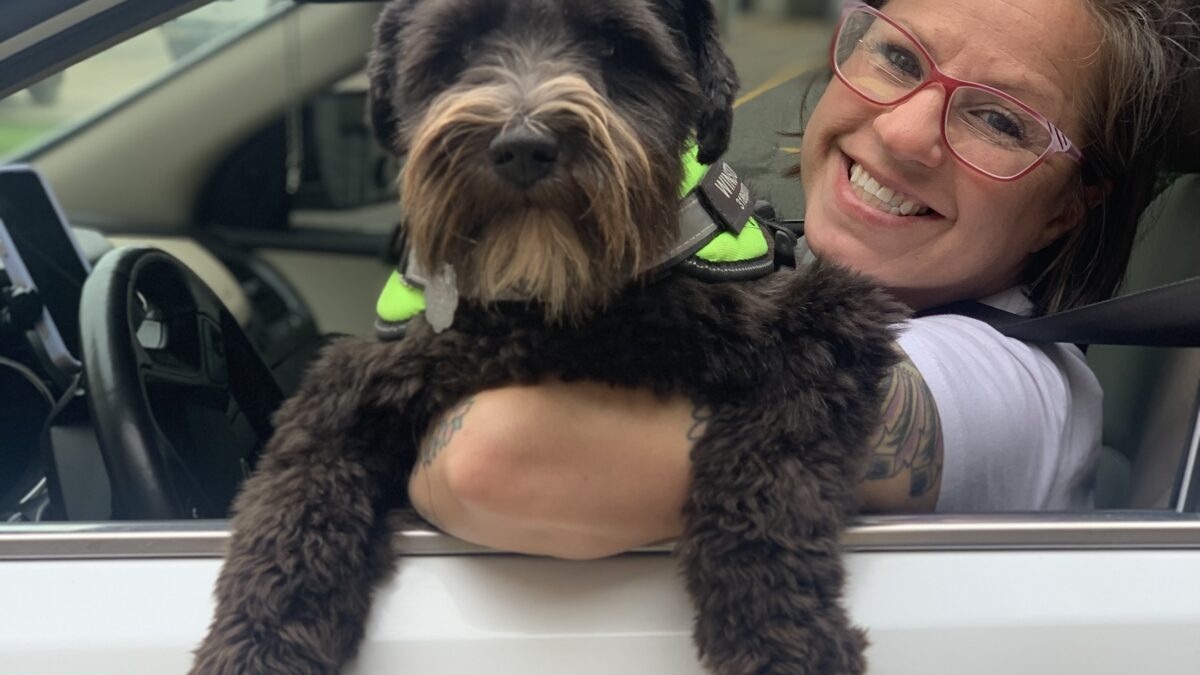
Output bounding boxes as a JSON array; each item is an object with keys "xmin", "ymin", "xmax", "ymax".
[{"xmin": 401, "ymin": 72, "xmax": 677, "ymax": 324}]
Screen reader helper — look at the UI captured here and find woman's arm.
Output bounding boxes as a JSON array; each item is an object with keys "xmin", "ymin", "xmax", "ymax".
[
  {"xmin": 856, "ymin": 357, "xmax": 944, "ymax": 513},
  {"xmin": 407, "ymin": 354, "xmax": 943, "ymax": 559},
  {"xmin": 407, "ymin": 379, "xmax": 695, "ymax": 558}
]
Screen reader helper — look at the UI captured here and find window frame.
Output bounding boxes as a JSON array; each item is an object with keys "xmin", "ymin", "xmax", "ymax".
[{"xmin": 4, "ymin": 510, "xmax": 1200, "ymax": 561}]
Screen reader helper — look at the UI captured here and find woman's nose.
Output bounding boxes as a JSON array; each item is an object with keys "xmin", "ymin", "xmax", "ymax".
[{"xmin": 872, "ymin": 86, "xmax": 946, "ymax": 168}]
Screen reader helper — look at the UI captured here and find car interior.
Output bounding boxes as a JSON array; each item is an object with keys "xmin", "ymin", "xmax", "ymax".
[{"xmin": 0, "ymin": 1, "xmax": 1197, "ymax": 524}]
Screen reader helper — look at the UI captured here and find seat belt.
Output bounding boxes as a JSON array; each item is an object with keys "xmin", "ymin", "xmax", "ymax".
[
  {"xmin": 770, "ymin": 220, "xmax": 1200, "ymax": 348},
  {"xmin": 918, "ymin": 275, "xmax": 1200, "ymax": 347}
]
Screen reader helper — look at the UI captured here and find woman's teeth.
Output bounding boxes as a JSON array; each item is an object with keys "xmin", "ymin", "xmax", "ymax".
[{"xmin": 849, "ymin": 162, "xmax": 932, "ymax": 217}]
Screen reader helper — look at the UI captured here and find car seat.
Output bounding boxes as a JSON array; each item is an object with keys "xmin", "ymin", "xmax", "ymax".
[
  {"xmin": 1088, "ymin": 65, "xmax": 1200, "ymax": 510},
  {"xmin": 1088, "ymin": 175, "xmax": 1200, "ymax": 509}
]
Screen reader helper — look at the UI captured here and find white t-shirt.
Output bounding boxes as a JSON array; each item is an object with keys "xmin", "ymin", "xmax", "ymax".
[{"xmin": 895, "ymin": 288, "xmax": 1102, "ymax": 512}]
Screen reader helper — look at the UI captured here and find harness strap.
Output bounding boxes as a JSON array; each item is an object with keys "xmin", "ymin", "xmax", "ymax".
[
  {"xmin": 376, "ymin": 143, "xmax": 776, "ymax": 338},
  {"xmin": 654, "ymin": 193, "xmax": 724, "ymax": 270}
]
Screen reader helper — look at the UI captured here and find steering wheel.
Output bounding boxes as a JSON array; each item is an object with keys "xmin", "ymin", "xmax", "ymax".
[{"xmin": 80, "ymin": 247, "xmax": 284, "ymax": 519}]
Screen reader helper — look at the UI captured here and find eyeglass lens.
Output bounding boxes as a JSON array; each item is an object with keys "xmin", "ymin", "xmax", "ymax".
[{"xmin": 834, "ymin": 8, "xmax": 1053, "ymax": 178}]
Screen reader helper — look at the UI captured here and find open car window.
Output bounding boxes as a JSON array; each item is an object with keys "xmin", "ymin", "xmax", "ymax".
[{"xmin": 0, "ymin": 0, "xmax": 1196, "ymax": 536}]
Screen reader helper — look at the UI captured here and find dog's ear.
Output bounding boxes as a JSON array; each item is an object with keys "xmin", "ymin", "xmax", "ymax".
[
  {"xmin": 681, "ymin": 0, "xmax": 739, "ymax": 165},
  {"xmin": 367, "ymin": 1, "xmax": 412, "ymax": 156}
]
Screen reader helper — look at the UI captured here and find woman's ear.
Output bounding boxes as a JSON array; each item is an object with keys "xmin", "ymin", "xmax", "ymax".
[
  {"xmin": 681, "ymin": 0, "xmax": 739, "ymax": 165},
  {"xmin": 1033, "ymin": 177, "xmax": 1110, "ymax": 253},
  {"xmin": 1084, "ymin": 180, "xmax": 1112, "ymax": 209}
]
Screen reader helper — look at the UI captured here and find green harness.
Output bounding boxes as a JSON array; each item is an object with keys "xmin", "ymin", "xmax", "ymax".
[{"xmin": 375, "ymin": 144, "xmax": 776, "ymax": 339}]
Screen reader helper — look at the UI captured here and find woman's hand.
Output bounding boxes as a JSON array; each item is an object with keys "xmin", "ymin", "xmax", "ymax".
[{"xmin": 408, "ymin": 355, "xmax": 944, "ymax": 558}]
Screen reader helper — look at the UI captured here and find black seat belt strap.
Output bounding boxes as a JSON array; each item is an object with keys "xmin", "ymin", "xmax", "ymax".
[{"xmin": 918, "ymin": 275, "xmax": 1200, "ymax": 347}]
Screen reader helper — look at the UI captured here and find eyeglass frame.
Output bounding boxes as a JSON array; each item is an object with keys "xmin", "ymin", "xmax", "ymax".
[{"xmin": 830, "ymin": 1, "xmax": 1085, "ymax": 182}]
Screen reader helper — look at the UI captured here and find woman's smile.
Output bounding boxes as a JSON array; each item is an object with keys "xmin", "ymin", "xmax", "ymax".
[
  {"xmin": 849, "ymin": 161, "xmax": 933, "ymax": 217},
  {"xmin": 831, "ymin": 150, "xmax": 946, "ymax": 230}
]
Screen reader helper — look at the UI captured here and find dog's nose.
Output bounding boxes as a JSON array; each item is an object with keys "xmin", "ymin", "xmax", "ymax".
[{"xmin": 489, "ymin": 126, "xmax": 559, "ymax": 187}]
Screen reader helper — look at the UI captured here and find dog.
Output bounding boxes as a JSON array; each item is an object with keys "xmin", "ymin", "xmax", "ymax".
[{"xmin": 190, "ymin": 1, "xmax": 904, "ymax": 673}]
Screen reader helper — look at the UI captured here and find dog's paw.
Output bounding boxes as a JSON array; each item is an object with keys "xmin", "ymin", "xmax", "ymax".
[
  {"xmin": 700, "ymin": 618, "xmax": 868, "ymax": 675},
  {"xmin": 190, "ymin": 630, "xmax": 340, "ymax": 675},
  {"xmin": 695, "ymin": 111, "xmax": 733, "ymax": 166}
]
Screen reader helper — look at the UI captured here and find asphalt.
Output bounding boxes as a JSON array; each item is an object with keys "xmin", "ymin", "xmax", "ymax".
[{"xmin": 725, "ymin": 12, "xmax": 834, "ymax": 95}]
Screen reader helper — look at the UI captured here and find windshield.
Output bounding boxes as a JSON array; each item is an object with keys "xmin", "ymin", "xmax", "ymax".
[{"xmin": 0, "ymin": 0, "xmax": 282, "ymax": 160}]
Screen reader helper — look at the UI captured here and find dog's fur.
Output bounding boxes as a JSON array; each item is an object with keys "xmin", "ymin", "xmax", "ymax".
[{"xmin": 190, "ymin": 1, "xmax": 905, "ymax": 673}]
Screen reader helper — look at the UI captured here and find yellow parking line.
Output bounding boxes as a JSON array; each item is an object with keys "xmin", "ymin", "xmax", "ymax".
[{"xmin": 734, "ymin": 62, "xmax": 820, "ymax": 108}]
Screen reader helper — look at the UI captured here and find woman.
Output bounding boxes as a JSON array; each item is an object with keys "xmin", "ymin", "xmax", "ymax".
[{"xmin": 407, "ymin": 0, "xmax": 1198, "ymax": 558}]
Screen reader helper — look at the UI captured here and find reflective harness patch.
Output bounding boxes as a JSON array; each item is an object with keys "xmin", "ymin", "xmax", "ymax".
[{"xmin": 375, "ymin": 144, "xmax": 774, "ymax": 339}]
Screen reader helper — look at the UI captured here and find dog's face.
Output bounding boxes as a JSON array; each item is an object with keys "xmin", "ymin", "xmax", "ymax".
[{"xmin": 368, "ymin": 0, "xmax": 738, "ymax": 323}]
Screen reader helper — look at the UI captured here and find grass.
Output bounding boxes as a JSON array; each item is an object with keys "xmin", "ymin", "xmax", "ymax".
[{"xmin": 0, "ymin": 120, "xmax": 58, "ymax": 158}]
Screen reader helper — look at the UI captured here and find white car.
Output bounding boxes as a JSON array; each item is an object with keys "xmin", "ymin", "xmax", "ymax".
[{"xmin": 1, "ymin": 2, "xmax": 1198, "ymax": 674}]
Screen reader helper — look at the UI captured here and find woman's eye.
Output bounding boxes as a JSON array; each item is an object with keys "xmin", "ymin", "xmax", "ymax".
[
  {"xmin": 869, "ymin": 41, "xmax": 923, "ymax": 80},
  {"xmin": 970, "ymin": 108, "xmax": 1026, "ymax": 141}
]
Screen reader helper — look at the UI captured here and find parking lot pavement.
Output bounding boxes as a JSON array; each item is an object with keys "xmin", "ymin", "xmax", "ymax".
[{"xmin": 725, "ymin": 13, "xmax": 833, "ymax": 95}]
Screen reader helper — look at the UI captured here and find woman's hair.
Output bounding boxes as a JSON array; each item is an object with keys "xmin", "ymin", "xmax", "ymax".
[{"xmin": 1029, "ymin": 0, "xmax": 1200, "ymax": 314}]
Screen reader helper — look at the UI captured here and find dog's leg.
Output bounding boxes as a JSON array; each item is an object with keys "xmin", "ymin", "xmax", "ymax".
[
  {"xmin": 675, "ymin": 266, "xmax": 904, "ymax": 675},
  {"xmin": 190, "ymin": 338, "xmax": 424, "ymax": 675},
  {"xmin": 680, "ymin": 427, "xmax": 867, "ymax": 675}
]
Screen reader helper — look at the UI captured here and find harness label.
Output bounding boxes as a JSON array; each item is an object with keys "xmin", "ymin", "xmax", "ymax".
[{"xmin": 698, "ymin": 161, "xmax": 754, "ymax": 235}]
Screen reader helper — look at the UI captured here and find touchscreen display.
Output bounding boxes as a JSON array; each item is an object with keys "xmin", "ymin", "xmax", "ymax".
[{"xmin": 0, "ymin": 170, "xmax": 89, "ymax": 358}]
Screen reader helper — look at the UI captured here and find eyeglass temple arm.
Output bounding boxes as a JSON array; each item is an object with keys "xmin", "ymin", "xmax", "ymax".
[{"xmin": 1050, "ymin": 125, "xmax": 1085, "ymax": 164}]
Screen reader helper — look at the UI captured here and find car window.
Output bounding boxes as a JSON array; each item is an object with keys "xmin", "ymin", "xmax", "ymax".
[
  {"xmin": 3, "ymin": 0, "xmax": 1196, "ymax": 534},
  {"xmin": 212, "ymin": 2, "xmax": 842, "ymax": 235},
  {"xmin": 191, "ymin": 0, "xmax": 1200, "ymax": 520},
  {"xmin": 0, "ymin": 0, "xmax": 282, "ymax": 160}
]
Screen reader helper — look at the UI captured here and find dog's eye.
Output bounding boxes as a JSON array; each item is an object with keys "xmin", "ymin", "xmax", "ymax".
[{"xmin": 599, "ymin": 37, "xmax": 618, "ymax": 60}]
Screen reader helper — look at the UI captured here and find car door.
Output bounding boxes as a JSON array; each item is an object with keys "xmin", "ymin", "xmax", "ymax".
[{"xmin": 5, "ymin": 513, "xmax": 1200, "ymax": 674}]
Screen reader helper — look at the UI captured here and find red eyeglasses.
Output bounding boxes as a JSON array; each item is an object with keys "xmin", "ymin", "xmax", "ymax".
[{"xmin": 831, "ymin": 2, "xmax": 1085, "ymax": 181}]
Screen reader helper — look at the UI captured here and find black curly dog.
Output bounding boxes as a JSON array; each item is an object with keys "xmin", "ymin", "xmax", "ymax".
[{"xmin": 190, "ymin": 1, "xmax": 904, "ymax": 673}]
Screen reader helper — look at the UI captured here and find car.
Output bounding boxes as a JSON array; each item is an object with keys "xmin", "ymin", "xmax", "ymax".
[{"xmin": 1, "ymin": 1, "xmax": 1198, "ymax": 673}]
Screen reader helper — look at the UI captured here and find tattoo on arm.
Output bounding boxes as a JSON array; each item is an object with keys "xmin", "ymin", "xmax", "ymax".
[
  {"xmin": 863, "ymin": 357, "xmax": 944, "ymax": 498},
  {"xmin": 421, "ymin": 396, "xmax": 475, "ymax": 468},
  {"xmin": 687, "ymin": 403, "xmax": 712, "ymax": 442}
]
